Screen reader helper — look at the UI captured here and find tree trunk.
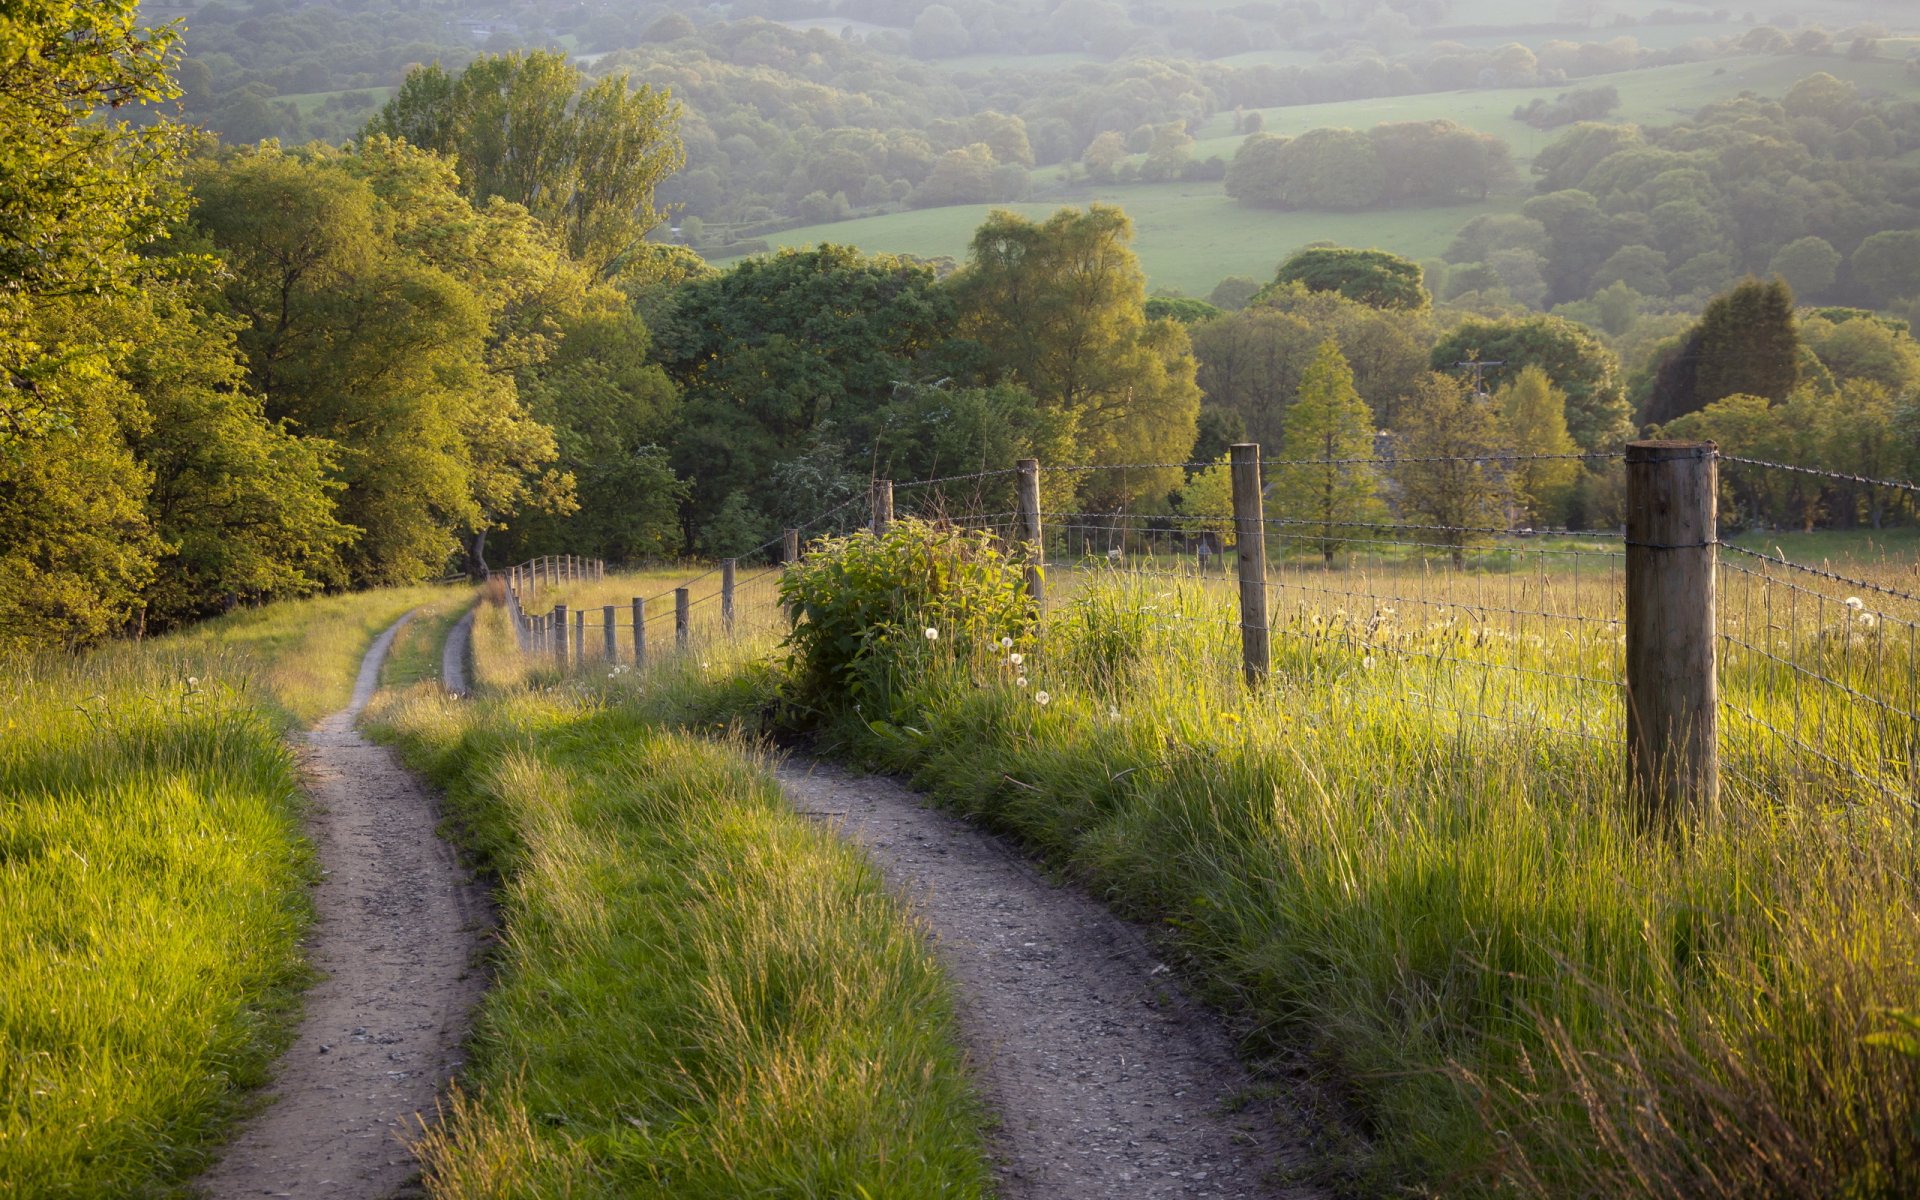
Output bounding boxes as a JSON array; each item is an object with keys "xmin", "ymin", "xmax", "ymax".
[{"xmin": 466, "ymin": 528, "xmax": 491, "ymax": 581}]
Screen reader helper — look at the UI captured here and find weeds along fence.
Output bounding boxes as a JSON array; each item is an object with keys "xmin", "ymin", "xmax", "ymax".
[{"xmin": 502, "ymin": 443, "xmax": 1920, "ymax": 819}]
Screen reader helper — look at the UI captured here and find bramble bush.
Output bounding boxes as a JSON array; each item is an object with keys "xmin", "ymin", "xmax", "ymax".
[{"xmin": 778, "ymin": 519, "xmax": 1033, "ymax": 713}]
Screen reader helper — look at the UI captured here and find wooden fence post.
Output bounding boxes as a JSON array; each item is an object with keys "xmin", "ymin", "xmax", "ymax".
[
  {"xmin": 1230, "ymin": 443, "xmax": 1270, "ymax": 687},
  {"xmin": 553, "ymin": 604, "xmax": 568, "ymax": 667},
  {"xmin": 722, "ymin": 558, "xmax": 736, "ymax": 634},
  {"xmin": 1016, "ymin": 457, "xmax": 1045, "ymax": 613},
  {"xmin": 603, "ymin": 604, "xmax": 616, "ymax": 661},
  {"xmin": 1625, "ymin": 440, "xmax": 1718, "ymax": 822},
  {"xmin": 632, "ymin": 597, "xmax": 647, "ymax": 668},
  {"xmin": 871, "ymin": 479, "xmax": 893, "ymax": 536},
  {"xmin": 573, "ymin": 609, "xmax": 584, "ymax": 662},
  {"xmin": 783, "ymin": 528, "xmax": 801, "ymax": 565},
  {"xmin": 675, "ymin": 587, "xmax": 690, "ymax": 649}
]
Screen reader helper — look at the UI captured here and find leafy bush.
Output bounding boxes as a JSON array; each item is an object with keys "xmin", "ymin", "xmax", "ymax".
[{"xmin": 778, "ymin": 518, "xmax": 1032, "ymax": 712}]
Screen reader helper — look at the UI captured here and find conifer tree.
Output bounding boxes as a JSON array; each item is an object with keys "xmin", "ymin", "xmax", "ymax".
[{"xmin": 1272, "ymin": 341, "xmax": 1384, "ymax": 564}]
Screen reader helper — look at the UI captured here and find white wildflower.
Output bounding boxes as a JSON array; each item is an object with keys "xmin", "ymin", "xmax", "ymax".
[
  {"xmin": 1109, "ymin": 706, "xmax": 1121, "ymax": 719},
  {"xmin": 1035, "ymin": 691, "xmax": 1051, "ymax": 706},
  {"xmin": 186, "ymin": 676, "xmax": 199, "ymax": 687},
  {"xmin": 1845, "ymin": 596, "xmax": 1865, "ymax": 611},
  {"xmin": 1858, "ymin": 611, "xmax": 1879, "ymax": 629},
  {"xmin": 1000, "ymin": 636, "xmax": 1013, "ymax": 649},
  {"xmin": 1016, "ymin": 675, "xmax": 1028, "ymax": 688},
  {"xmin": 924, "ymin": 627, "xmax": 939, "ymax": 641},
  {"xmin": 1009, "ymin": 652, "xmax": 1024, "ymax": 666}
]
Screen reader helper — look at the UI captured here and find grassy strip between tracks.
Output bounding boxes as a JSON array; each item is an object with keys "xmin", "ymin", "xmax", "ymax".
[
  {"xmin": 364, "ymin": 599, "xmax": 992, "ymax": 1199},
  {"xmin": 0, "ymin": 586, "xmax": 461, "ymax": 1197}
]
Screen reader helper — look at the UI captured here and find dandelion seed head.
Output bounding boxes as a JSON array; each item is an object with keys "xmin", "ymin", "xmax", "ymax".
[
  {"xmin": 1009, "ymin": 652, "xmax": 1023, "ymax": 666},
  {"xmin": 1846, "ymin": 596, "xmax": 1865, "ymax": 611},
  {"xmin": 1000, "ymin": 636, "xmax": 1013, "ymax": 649},
  {"xmin": 924, "ymin": 627, "xmax": 939, "ymax": 641},
  {"xmin": 1035, "ymin": 691, "xmax": 1051, "ymax": 705},
  {"xmin": 1016, "ymin": 676, "xmax": 1028, "ymax": 688}
]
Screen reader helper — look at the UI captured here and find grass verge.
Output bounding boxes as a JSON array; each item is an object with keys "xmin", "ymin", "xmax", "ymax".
[
  {"xmin": 364, "ymin": 600, "xmax": 993, "ymax": 1198},
  {"xmin": 614, "ymin": 548, "xmax": 1920, "ymax": 1198},
  {"xmin": 0, "ymin": 587, "xmax": 459, "ymax": 1196}
]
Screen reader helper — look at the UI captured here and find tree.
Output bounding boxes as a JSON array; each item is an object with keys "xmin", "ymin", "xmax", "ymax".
[
  {"xmin": 1851, "ymin": 231, "xmax": 1920, "ymax": 307},
  {"xmin": 950, "ymin": 205, "xmax": 1200, "ymax": 510},
  {"xmin": 2, "ymin": 0, "xmax": 190, "ymax": 441},
  {"xmin": 367, "ymin": 51, "xmax": 683, "ymax": 280},
  {"xmin": 1195, "ymin": 285, "xmax": 1434, "ymax": 439},
  {"xmin": 1208, "ymin": 276, "xmax": 1262, "ymax": 310},
  {"xmin": 1768, "ymin": 236, "xmax": 1840, "ymax": 299},
  {"xmin": 1428, "ymin": 315, "xmax": 1629, "ymax": 450},
  {"xmin": 1271, "ymin": 342, "xmax": 1385, "ymax": 564},
  {"xmin": 1495, "ymin": 366, "xmax": 1579, "ymax": 526},
  {"xmin": 1392, "ymin": 374, "xmax": 1511, "ymax": 566},
  {"xmin": 655, "ymin": 245, "xmax": 953, "ymax": 547},
  {"xmin": 1176, "ymin": 454, "xmax": 1234, "ymax": 546},
  {"xmin": 1638, "ymin": 278, "xmax": 1801, "ymax": 426},
  {"xmin": 191, "ymin": 144, "xmax": 562, "ymax": 584},
  {"xmin": 1263, "ymin": 247, "xmax": 1429, "ymax": 311}
]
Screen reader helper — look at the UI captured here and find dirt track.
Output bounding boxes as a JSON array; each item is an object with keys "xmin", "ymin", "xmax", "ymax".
[
  {"xmin": 777, "ymin": 759, "xmax": 1323, "ymax": 1199},
  {"xmin": 198, "ymin": 614, "xmax": 489, "ymax": 1200}
]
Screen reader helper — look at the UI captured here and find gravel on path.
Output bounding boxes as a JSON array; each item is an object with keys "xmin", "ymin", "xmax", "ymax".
[
  {"xmin": 775, "ymin": 759, "xmax": 1324, "ymax": 1200},
  {"xmin": 197, "ymin": 614, "xmax": 491, "ymax": 1200}
]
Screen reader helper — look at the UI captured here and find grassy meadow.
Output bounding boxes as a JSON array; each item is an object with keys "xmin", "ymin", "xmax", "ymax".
[
  {"xmin": 532, "ymin": 528, "xmax": 1920, "ymax": 1196},
  {"xmin": 368, "ymin": 598, "xmax": 994, "ymax": 1197},
  {"xmin": 0, "ymin": 586, "xmax": 463, "ymax": 1196}
]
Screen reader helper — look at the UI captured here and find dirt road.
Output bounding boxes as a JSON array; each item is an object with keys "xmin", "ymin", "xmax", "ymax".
[
  {"xmin": 198, "ymin": 614, "xmax": 489, "ymax": 1200},
  {"xmin": 777, "ymin": 759, "xmax": 1322, "ymax": 1199}
]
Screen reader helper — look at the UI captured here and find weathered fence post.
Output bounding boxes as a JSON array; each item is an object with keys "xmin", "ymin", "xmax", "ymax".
[
  {"xmin": 1016, "ymin": 457, "xmax": 1045, "ymax": 613},
  {"xmin": 722, "ymin": 558, "xmax": 736, "ymax": 634},
  {"xmin": 675, "ymin": 587, "xmax": 691, "ymax": 649},
  {"xmin": 603, "ymin": 604, "xmax": 616, "ymax": 661},
  {"xmin": 1230, "ymin": 443, "xmax": 1270, "ymax": 687},
  {"xmin": 783, "ymin": 528, "xmax": 801, "ymax": 564},
  {"xmin": 553, "ymin": 604, "xmax": 568, "ymax": 667},
  {"xmin": 573, "ymin": 609, "xmax": 584, "ymax": 662},
  {"xmin": 1625, "ymin": 440, "xmax": 1718, "ymax": 822},
  {"xmin": 871, "ymin": 479, "xmax": 893, "ymax": 536},
  {"xmin": 632, "ymin": 597, "xmax": 647, "ymax": 668}
]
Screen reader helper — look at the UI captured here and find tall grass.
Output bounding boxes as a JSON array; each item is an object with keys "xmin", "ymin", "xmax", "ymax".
[
  {"xmin": 0, "ymin": 586, "xmax": 458, "ymax": 1196},
  {"xmin": 367, "ymin": 601, "xmax": 992, "ymax": 1198},
  {"xmin": 596, "ymin": 541, "xmax": 1920, "ymax": 1197}
]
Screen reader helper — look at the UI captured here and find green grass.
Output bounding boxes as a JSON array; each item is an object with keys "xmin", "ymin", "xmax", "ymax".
[
  {"xmin": 382, "ymin": 594, "xmax": 478, "ymax": 691},
  {"xmin": 729, "ymin": 187, "xmax": 1516, "ymax": 297},
  {"xmin": 603, "ymin": 530, "xmax": 1920, "ymax": 1197},
  {"xmin": 364, "ymin": 600, "xmax": 994, "ymax": 1198},
  {"xmin": 0, "ymin": 586, "xmax": 453, "ymax": 1197}
]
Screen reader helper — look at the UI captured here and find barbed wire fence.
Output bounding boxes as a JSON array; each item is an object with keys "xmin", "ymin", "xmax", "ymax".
[{"xmin": 496, "ymin": 441, "xmax": 1920, "ymax": 819}]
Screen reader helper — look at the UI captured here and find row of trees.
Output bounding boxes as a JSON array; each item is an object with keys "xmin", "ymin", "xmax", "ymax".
[
  {"xmin": 0, "ymin": 16, "xmax": 694, "ymax": 647},
  {"xmin": 1225, "ymin": 120, "xmax": 1516, "ymax": 211},
  {"xmin": 1180, "ymin": 344, "xmax": 1583, "ymax": 565}
]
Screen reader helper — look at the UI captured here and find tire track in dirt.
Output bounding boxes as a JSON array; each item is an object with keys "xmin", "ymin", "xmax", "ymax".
[
  {"xmin": 776, "ymin": 758, "xmax": 1325, "ymax": 1200},
  {"xmin": 198, "ymin": 613, "xmax": 490, "ymax": 1200}
]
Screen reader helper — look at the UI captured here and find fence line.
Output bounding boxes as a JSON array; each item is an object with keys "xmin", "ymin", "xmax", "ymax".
[{"xmin": 496, "ymin": 443, "xmax": 1920, "ymax": 822}]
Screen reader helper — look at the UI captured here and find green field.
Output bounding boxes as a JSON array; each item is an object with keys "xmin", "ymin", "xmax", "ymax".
[
  {"xmin": 719, "ymin": 51, "xmax": 1920, "ymax": 297},
  {"xmin": 724, "ymin": 187, "xmax": 1515, "ymax": 296}
]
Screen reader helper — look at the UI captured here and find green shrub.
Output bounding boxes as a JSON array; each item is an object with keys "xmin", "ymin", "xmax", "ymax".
[{"xmin": 778, "ymin": 519, "xmax": 1032, "ymax": 714}]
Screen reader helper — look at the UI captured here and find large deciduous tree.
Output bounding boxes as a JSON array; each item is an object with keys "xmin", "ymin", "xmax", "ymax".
[
  {"xmin": 1262, "ymin": 247, "xmax": 1429, "ymax": 311},
  {"xmin": 1428, "ymin": 314, "xmax": 1629, "ymax": 450},
  {"xmin": 950, "ymin": 205, "xmax": 1200, "ymax": 509},
  {"xmin": 1494, "ymin": 365, "xmax": 1579, "ymax": 527},
  {"xmin": 367, "ymin": 50, "xmax": 683, "ymax": 281}
]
